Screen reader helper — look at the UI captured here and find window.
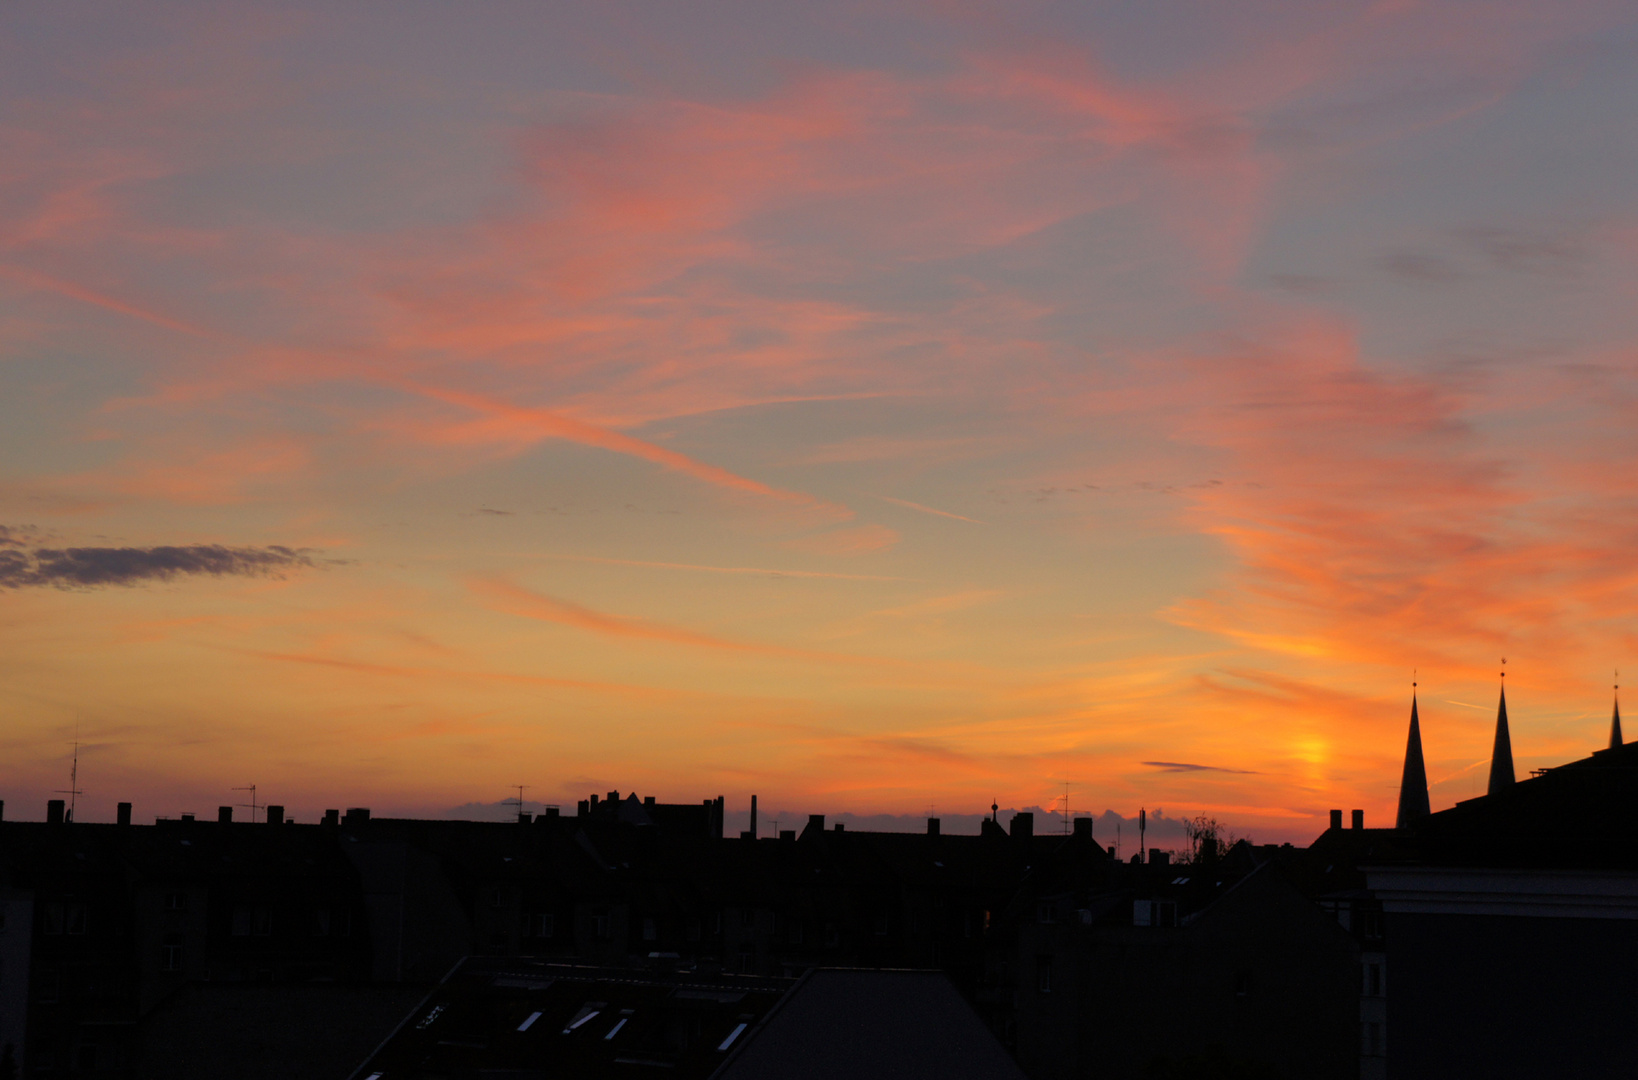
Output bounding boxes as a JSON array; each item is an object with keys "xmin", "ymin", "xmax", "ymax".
[
  {"xmin": 165, "ymin": 892, "xmax": 187, "ymax": 912},
  {"xmin": 490, "ymin": 890, "xmax": 506, "ymax": 909},
  {"xmin": 1234, "ymin": 971, "xmax": 1250, "ymax": 998},
  {"xmin": 738, "ymin": 945, "xmax": 755, "ymax": 972},
  {"xmin": 41, "ymin": 903, "xmax": 64, "ymax": 935},
  {"xmin": 1364, "ymin": 962, "xmax": 1383, "ymax": 997},
  {"xmin": 232, "ymin": 906, "xmax": 252, "ymax": 937},
  {"xmin": 642, "ymin": 917, "xmax": 657, "ymax": 942},
  {"xmin": 740, "ymin": 907, "xmax": 756, "ymax": 929},
  {"xmin": 315, "ymin": 908, "xmax": 331, "ymax": 937},
  {"xmin": 591, "ymin": 914, "xmax": 610, "ymax": 940},
  {"xmin": 531, "ymin": 913, "xmax": 555, "ymax": 938},
  {"xmin": 1036, "ymin": 954, "xmax": 1053, "ymax": 994},
  {"xmin": 872, "ymin": 912, "xmax": 889, "ymax": 937},
  {"xmin": 824, "ymin": 923, "xmax": 841, "ymax": 949},
  {"xmin": 489, "ymin": 931, "xmax": 509, "ymax": 951},
  {"xmin": 252, "ymin": 907, "xmax": 272, "ymax": 937},
  {"xmin": 787, "ymin": 920, "xmax": 803, "ymax": 945},
  {"xmin": 65, "ymin": 904, "xmax": 87, "ymax": 935},
  {"xmin": 1359, "ymin": 907, "xmax": 1384, "ymax": 940},
  {"xmin": 1362, "ymin": 1021, "xmax": 1385, "ymax": 1057},
  {"xmin": 1036, "ymin": 904, "xmax": 1055, "ymax": 925},
  {"xmin": 161, "ymin": 934, "xmax": 183, "ymax": 972},
  {"xmin": 686, "ymin": 918, "xmax": 701, "ymax": 942}
]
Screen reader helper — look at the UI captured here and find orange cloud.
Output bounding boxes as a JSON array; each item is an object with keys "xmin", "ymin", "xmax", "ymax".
[{"xmin": 782, "ymin": 524, "xmax": 901, "ymax": 556}]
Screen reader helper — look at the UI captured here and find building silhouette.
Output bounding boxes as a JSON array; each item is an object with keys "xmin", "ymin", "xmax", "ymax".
[{"xmin": 2, "ymin": 682, "xmax": 1637, "ymax": 1076}]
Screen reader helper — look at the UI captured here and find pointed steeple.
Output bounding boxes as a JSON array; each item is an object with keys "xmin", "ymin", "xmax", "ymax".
[
  {"xmin": 1396, "ymin": 688, "xmax": 1431, "ymax": 829},
  {"xmin": 1611, "ymin": 674, "xmax": 1623, "ymax": 751},
  {"xmin": 1488, "ymin": 665, "xmax": 1514, "ymax": 795}
]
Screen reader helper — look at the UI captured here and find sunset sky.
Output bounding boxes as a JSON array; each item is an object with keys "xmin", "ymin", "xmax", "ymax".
[{"xmin": 5, "ymin": 2, "xmax": 1638, "ymax": 842}]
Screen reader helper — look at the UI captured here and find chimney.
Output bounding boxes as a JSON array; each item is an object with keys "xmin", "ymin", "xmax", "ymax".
[
  {"xmin": 518, "ymin": 812, "xmax": 532, "ymax": 824},
  {"xmin": 47, "ymin": 799, "xmax": 65, "ymax": 825},
  {"xmin": 117, "ymin": 803, "xmax": 133, "ymax": 827},
  {"xmin": 927, "ymin": 817, "xmax": 940, "ymax": 837},
  {"xmin": 181, "ymin": 813, "xmax": 196, "ymax": 824},
  {"xmin": 323, "ymin": 809, "xmax": 339, "ymax": 827},
  {"xmin": 1010, "ymin": 811, "xmax": 1034, "ymax": 840},
  {"xmin": 1148, "ymin": 849, "xmax": 1171, "ymax": 867},
  {"xmin": 589, "ymin": 793, "xmax": 599, "ymax": 808},
  {"xmin": 1073, "ymin": 817, "xmax": 1093, "ymax": 840},
  {"xmin": 644, "ymin": 796, "xmax": 656, "ymax": 808},
  {"xmin": 546, "ymin": 806, "xmax": 560, "ymax": 818},
  {"xmin": 1351, "ymin": 809, "xmax": 1364, "ymax": 830},
  {"xmin": 1329, "ymin": 809, "xmax": 1342, "ymax": 830},
  {"xmin": 779, "ymin": 829, "xmax": 795, "ymax": 842},
  {"xmin": 344, "ymin": 807, "xmax": 370, "ymax": 826},
  {"xmin": 750, "ymin": 794, "xmax": 758, "ymax": 840},
  {"xmin": 578, "ymin": 800, "xmax": 590, "ymax": 816},
  {"xmin": 607, "ymin": 790, "xmax": 619, "ymax": 805},
  {"xmin": 266, "ymin": 805, "xmax": 283, "ymax": 826},
  {"xmin": 218, "ymin": 806, "xmax": 233, "ymax": 824},
  {"xmin": 807, "ymin": 814, "xmax": 826, "ymax": 838},
  {"xmin": 0, "ymin": 799, "xmax": 5, "ymax": 823},
  {"xmin": 834, "ymin": 823, "xmax": 845, "ymax": 832}
]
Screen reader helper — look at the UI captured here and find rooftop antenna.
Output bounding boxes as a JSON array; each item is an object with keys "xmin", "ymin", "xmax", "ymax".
[
  {"xmin": 55, "ymin": 728, "xmax": 83, "ymax": 824},
  {"xmin": 507, "ymin": 784, "xmax": 530, "ymax": 820},
  {"xmin": 1139, "ymin": 807, "xmax": 1147, "ymax": 863},
  {"xmin": 232, "ymin": 784, "xmax": 259, "ymax": 819}
]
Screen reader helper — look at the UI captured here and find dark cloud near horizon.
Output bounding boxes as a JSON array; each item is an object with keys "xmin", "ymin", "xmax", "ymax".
[
  {"xmin": 1142, "ymin": 760, "xmax": 1260, "ymax": 775},
  {"xmin": 0, "ymin": 535, "xmax": 315, "ymax": 590}
]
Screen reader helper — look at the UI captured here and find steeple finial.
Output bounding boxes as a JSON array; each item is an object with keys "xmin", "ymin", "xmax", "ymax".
[
  {"xmin": 1488, "ymin": 659, "xmax": 1515, "ymax": 795},
  {"xmin": 1396, "ymin": 678, "xmax": 1431, "ymax": 829},
  {"xmin": 1611, "ymin": 670, "xmax": 1623, "ymax": 751}
]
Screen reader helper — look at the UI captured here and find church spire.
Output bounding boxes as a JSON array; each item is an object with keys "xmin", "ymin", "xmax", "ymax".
[
  {"xmin": 1488, "ymin": 660, "xmax": 1515, "ymax": 795},
  {"xmin": 1396, "ymin": 683, "xmax": 1431, "ymax": 829},
  {"xmin": 1611, "ymin": 672, "xmax": 1623, "ymax": 751}
]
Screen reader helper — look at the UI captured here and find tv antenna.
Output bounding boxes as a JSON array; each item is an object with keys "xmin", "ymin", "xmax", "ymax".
[
  {"xmin": 55, "ymin": 731, "xmax": 83, "ymax": 824},
  {"xmin": 232, "ymin": 784, "xmax": 259, "ymax": 819},
  {"xmin": 507, "ymin": 784, "xmax": 530, "ymax": 819}
]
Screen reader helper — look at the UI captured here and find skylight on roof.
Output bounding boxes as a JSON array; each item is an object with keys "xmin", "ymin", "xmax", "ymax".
[
  {"xmin": 517, "ymin": 1011, "xmax": 542, "ymax": 1032},
  {"xmin": 604, "ymin": 1017, "xmax": 629, "ymax": 1040},
  {"xmin": 717, "ymin": 1022, "xmax": 749, "ymax": 1051},
  {"xmin": 563, "ymin": 1009, "xmax": 601, "ymax": 1034}
]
